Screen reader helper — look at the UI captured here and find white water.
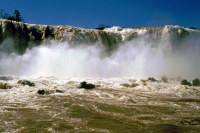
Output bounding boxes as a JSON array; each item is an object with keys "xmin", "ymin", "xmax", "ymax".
[
  {"xmin": 0, "ymin": 28, "xmax": 200, "ymax": 80},
  {"xmin": 0, "ymin": 25, "xmax": 200, "ymax": 132},
  {"xmin": 0, "ymin": 76, "xmax": 200, "ymax": 132}
]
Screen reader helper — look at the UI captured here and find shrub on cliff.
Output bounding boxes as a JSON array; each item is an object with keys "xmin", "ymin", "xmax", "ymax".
[
  {"xmin": 189, "ymin": 27, "xmax": 196, "ymax": 29},
  {"xmin": 95, "ymin": 24, "xmax": 110, "ymax": 30},
  {"xmin": 14, "ymin": 10, "xmax": 24, "ymax": 22},
  {"xmin": 192, "ymin": 78, "xmax": 200, "ymax": 86},
  {"xmin": 0, "ymin": 9, "xmax": 24, "ymax": 22}
]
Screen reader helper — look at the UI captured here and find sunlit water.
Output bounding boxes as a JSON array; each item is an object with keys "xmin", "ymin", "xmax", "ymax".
[
  {"xmin": 0, "ymin": 25, "xmax": 200, "ymax": 132},
  {"xmin": 0, "ymin": 76, "xmax": 200, "ymax": 133}
]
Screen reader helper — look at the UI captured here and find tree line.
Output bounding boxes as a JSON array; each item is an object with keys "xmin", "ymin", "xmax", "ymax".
[
  {"xmin": 0, "ymin": 9, "xmax": 24, "ymax": 22},
  {"xmin": 95, "ymin": 24, "xmax": 110, "ymax": 30}
]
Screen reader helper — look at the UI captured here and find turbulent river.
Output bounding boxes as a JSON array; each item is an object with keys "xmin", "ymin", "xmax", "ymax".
[
  {"xmin": 0, "ymin": 76, "xmax": 200, "ymax": 133},
  {"xmin": 0, "ymin": 23, "xmax": 200, "ymax": 132}
]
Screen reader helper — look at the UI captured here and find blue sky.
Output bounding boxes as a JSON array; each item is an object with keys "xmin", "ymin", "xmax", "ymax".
[{"xmin": 0, "ymin": 0, "xmax": 199, "ymax": 29}]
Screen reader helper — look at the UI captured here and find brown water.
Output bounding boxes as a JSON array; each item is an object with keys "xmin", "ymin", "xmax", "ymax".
[{"xmin": 0, "ymin": 77, "xmax": 200, "ymax": 133}]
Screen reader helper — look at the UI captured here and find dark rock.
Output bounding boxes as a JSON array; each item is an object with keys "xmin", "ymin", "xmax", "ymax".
[
  {"xmin": 79, "ymin": 81, "xmax": 95, "ymax": 89},
  {"xmin": 20, "ymin": 80, "xmax": 35, "ymax": 87},
  {"xmin": 37, "ymin": 89, "xmax": 45, "ymax": 95},
  {"xmin": 148, "ymin": 77, "xmax": 157, "ymax": 82},
  {"xmin": 192, "ymin": 78, "xmax": 200, "ymax": 86},
  {"xmin": 37, "ymin": 89, "xmax": 52, "ymax": 95},
  {"xmin": 55, "ymin": 89, "xmax": 63, "ymax": 93},
  {"xmin": 120, "ymin": 82, "xmax": 138, "ymax": 87},
  {"xmin": 181, "ymin": 79, "xmax": 192, "ymax": 86},
  {"xmin": 0, "ymin": 82, "xmax": 12, "ymax": 89}
]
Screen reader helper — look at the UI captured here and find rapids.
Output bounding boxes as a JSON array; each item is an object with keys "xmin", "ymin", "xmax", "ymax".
[
  {"xmin": 0, "ymin": 76, "xmax": 200, "ymax": 132},
  {"xmin": 0, "ymin": 20, "xmax": 200, "ymax": 132}
]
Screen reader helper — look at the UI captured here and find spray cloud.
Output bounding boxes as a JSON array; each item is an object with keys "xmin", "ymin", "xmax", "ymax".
[{"xmin": 0, "ymin": 28, "xmax": 200, "ymax": 80}]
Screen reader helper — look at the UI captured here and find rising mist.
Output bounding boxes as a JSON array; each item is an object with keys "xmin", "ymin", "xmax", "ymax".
[{"xmin": 0, "ymin": 28, "xmax": 200, "ymax": 80}]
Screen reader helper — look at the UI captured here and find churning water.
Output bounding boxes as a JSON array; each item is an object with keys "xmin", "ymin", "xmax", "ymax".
[
  {"xmin": 0, "ymin": 76, "xmax": 200, "ymax": 132},
  {"xmin": 0, "ymin": 26, "xmax": 200, "ymax": 132}
]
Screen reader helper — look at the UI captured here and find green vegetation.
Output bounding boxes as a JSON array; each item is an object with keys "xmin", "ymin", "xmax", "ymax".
[
  {"xmin": 188, "ymin": 27, "xmax": 196, "ymax": 29},
  {"xmin": 181, "ymin": 79, "xmax": 192, "ymax": 86},
  {"xmin": 192, "ymin": 78, "xmax": 200, "ymax": 86},
  {"xmin": 180, "ymin": 78, "xmax": 200, "ymax": 87},
  {"xmin": 95, "ymin": 24, "xmax": 110, "ymax": 30},
  {"xmin": 148, "ymin": 77, "xmax": 157, "ymax": 82},
  {"xmin": 20, "ymin": 80, "xmax": 35, "ymax": 87},
  {"xmin": 0, "ymin": 9, "xmax": 24, "ymax": 22}
]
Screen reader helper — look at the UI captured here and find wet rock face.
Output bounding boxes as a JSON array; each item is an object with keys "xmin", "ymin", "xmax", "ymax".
[
  {"xmin": 0, "ymin": 20, "xmax": 121, "ymax": 54},
  {"xmin": 0, "ymin": 19, "xmax": 199, "ymax": 55},
  {"xmin": 0, "ymin": 20, "xmax": 29, "ymax": 54}
]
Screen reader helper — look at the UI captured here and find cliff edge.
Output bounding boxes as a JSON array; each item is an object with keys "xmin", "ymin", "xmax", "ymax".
[{"xmin": 0, "ymin": 19, "xmax": 199, "ymax": 54}]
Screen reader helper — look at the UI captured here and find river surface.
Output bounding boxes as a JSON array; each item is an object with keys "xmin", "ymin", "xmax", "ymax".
[{"xmin": 0, "ymin": 76, "xmax": 200, "ymax": 133}]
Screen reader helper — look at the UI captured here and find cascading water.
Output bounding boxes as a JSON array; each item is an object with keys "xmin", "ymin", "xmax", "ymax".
[{"xmin": 0, "ymin": 20, "xmax": 200, "ymax": 132}]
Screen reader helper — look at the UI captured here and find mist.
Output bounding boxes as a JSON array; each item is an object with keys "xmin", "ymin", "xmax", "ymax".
[{"xmin": 0, "ymin": 33, "xmax": 200, "ymax": 80}]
